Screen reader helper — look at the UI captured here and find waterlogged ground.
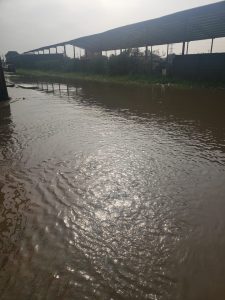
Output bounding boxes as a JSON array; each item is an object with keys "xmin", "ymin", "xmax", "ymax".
[{"xmin": 1, "ymin": 79, "xmax": 225, "ymax": 300}]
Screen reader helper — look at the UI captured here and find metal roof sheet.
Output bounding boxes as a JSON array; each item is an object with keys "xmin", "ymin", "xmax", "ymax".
[{"xmin": 26, "ymin": 1, "xmax": 225, "ymax": 53}]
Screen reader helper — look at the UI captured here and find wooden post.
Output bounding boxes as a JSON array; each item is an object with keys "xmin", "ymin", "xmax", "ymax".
[
  {"xmin": 182, "ymin": 42, "xmax": 186, "ymax": 55},
  {"xmin": 0, "ymin": 58, "xmax": 9, "ymax": 101},
  {"xmin": 210, "ymin": 38, "xmax": 214, "ymax": 54}
]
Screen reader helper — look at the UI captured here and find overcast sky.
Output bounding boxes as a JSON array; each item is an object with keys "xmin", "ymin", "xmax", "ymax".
[{"xmin": 1, "ymin": 0, "xmax": 224, "ymax": 55}]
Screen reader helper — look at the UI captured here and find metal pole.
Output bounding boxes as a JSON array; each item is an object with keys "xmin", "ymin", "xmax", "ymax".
[
  {"xmin": 145, "ymin": 45, "xmax": 148, "ymax": 60},
  {"xmin": 73, "ymin": 46, "xmax": 76, "ymax": 59},
  {"xmin": 64, "ymin": 45, "xmax": 67, "ymax": 57},
  {"xmin": 150, "ymin": 46, "xmax": 153, "ymax": 72},
  {"xmin": 56, "ymin": 47, "xmax": 58, "ymax": 54},
  {"xmin": 166, "ymin": 44, "xmax": 169, "ymax": 63},
  {"xmin": 210, "ymin": 38, "xmax": 214, "ymax": 54},
  {"xmin": 0, "ymin": 58, "xmax": 9, "ymax": 101},
  {"xmin": 182, "ymin": 42, "xmax": 186, "ymax": 55},
  {"xmin": 49, "ymin": 49, "xmax": 50, "ymax": 54},
  {"xmin": 186, "ymin": 42, "xmax": 189, "ymax": 54}
]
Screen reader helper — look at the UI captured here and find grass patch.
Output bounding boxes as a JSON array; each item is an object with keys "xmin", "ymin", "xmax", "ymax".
[{"xmin": 16, "ymin": 69, "xmax": 225, "ymax": 89}]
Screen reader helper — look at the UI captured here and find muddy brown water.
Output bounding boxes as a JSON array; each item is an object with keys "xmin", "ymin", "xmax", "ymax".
[{"xmin": 0, "ymin": 78, "xmax": 225, "ymax": 300}]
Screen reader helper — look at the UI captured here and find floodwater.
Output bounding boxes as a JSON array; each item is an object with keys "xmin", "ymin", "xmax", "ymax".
[{"xmin": 0, "ymin": 78, "xmax": 225, "ymax": 300}]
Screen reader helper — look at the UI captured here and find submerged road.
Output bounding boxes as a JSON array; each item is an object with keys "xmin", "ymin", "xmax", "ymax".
[{"xmin": 0, "ymin": 80, "xmax": 225, "ymax": 300}]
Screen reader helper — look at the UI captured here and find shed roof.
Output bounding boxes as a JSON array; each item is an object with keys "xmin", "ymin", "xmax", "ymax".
[{"xmin": 26, "ymin": 1, "xmax": 225, "ymax": 53}]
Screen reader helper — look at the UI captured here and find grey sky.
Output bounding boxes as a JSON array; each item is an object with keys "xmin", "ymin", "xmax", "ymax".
[{"xmin": 1, "ymin": 0, "xmax": 224, "ymax": 55}]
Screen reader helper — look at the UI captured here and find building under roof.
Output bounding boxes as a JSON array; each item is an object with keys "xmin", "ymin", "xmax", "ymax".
[{"xmin": 26, "ymin": 1, "xmax": 225, "ymax": 54}]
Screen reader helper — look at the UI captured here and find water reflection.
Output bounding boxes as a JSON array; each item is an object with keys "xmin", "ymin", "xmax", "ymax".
[{"xmin": 32, "ymin": 79, "xmax": 225, "ymax": 155}]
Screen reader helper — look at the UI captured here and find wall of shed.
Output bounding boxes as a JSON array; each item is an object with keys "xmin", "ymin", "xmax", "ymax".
[
  {"xmin": 8, "ymin": 54, "xmax": 65, "ymax": 69},
  {"xmin": 172, "ymin": 53, "xmax": 225, "ymax": 81}
]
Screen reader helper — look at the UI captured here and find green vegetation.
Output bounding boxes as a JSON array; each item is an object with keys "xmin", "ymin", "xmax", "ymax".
[
  {"xmin": 12, "ymin": 52, "xmax": 162, "ymax": 75},
  {"xmin": 16, "ymin": 68, "xmax": 180, "ymax": 86},
  {"xmin": 9, "ymin": 50, "xmax": 225, "ymax": 88},
  {"xmin": 16, "ymin": 68, "xmax": 225, "ymax": 89}
]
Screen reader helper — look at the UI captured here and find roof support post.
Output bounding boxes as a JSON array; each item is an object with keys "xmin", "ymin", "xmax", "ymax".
[
  {"xmin": 186, "ymin": 42, "xmax": 189, "ymax": 54},
  {"xmin": 182, "ymin": 42, "xmax": 186, "ymax": 55},
  {"xmin": 210, "ymin": 38, "xmax": 214, "ymax": 54},
  {"xmin": 49, "ymin": 49, "xmax": 50, "ymax": 54},
  {"xmin": 166, "ymin": 44, "xmax": 169, "ymax": 63},
  {"xmin": 145, "ymin": 45, "xmax": 148, "ymax": 60},
  {"xmin": 73, "ymin": 46, "xmax": 76, "ymax": 59},
  {"xmin": 64, "ymin": 45, "xmax": 67, "ymax": 57},
  {"xmin": 150, "ymin": 46, "xmax": 153, "ymax": 72},
  {"xmin": 0, "ymin": 58, "xmax": 9, "ymax": 101},
  {"xmin": 56, "ymin": 47, "xmax": 58, "ymax": 54}
]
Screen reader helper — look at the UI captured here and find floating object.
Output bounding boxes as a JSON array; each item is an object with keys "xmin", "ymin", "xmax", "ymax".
[
  {"xmin": 6, "ymin": 81, "xmax": 15, "ymax": 87},
  {"xmin": 18, "ymin": 84, "xmax": 38, "ymax": 90}
]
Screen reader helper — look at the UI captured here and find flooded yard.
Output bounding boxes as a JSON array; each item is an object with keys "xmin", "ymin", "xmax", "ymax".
[{"xmin": 0, "ymin": 79, "xmax": 225, "ymax": 300}]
